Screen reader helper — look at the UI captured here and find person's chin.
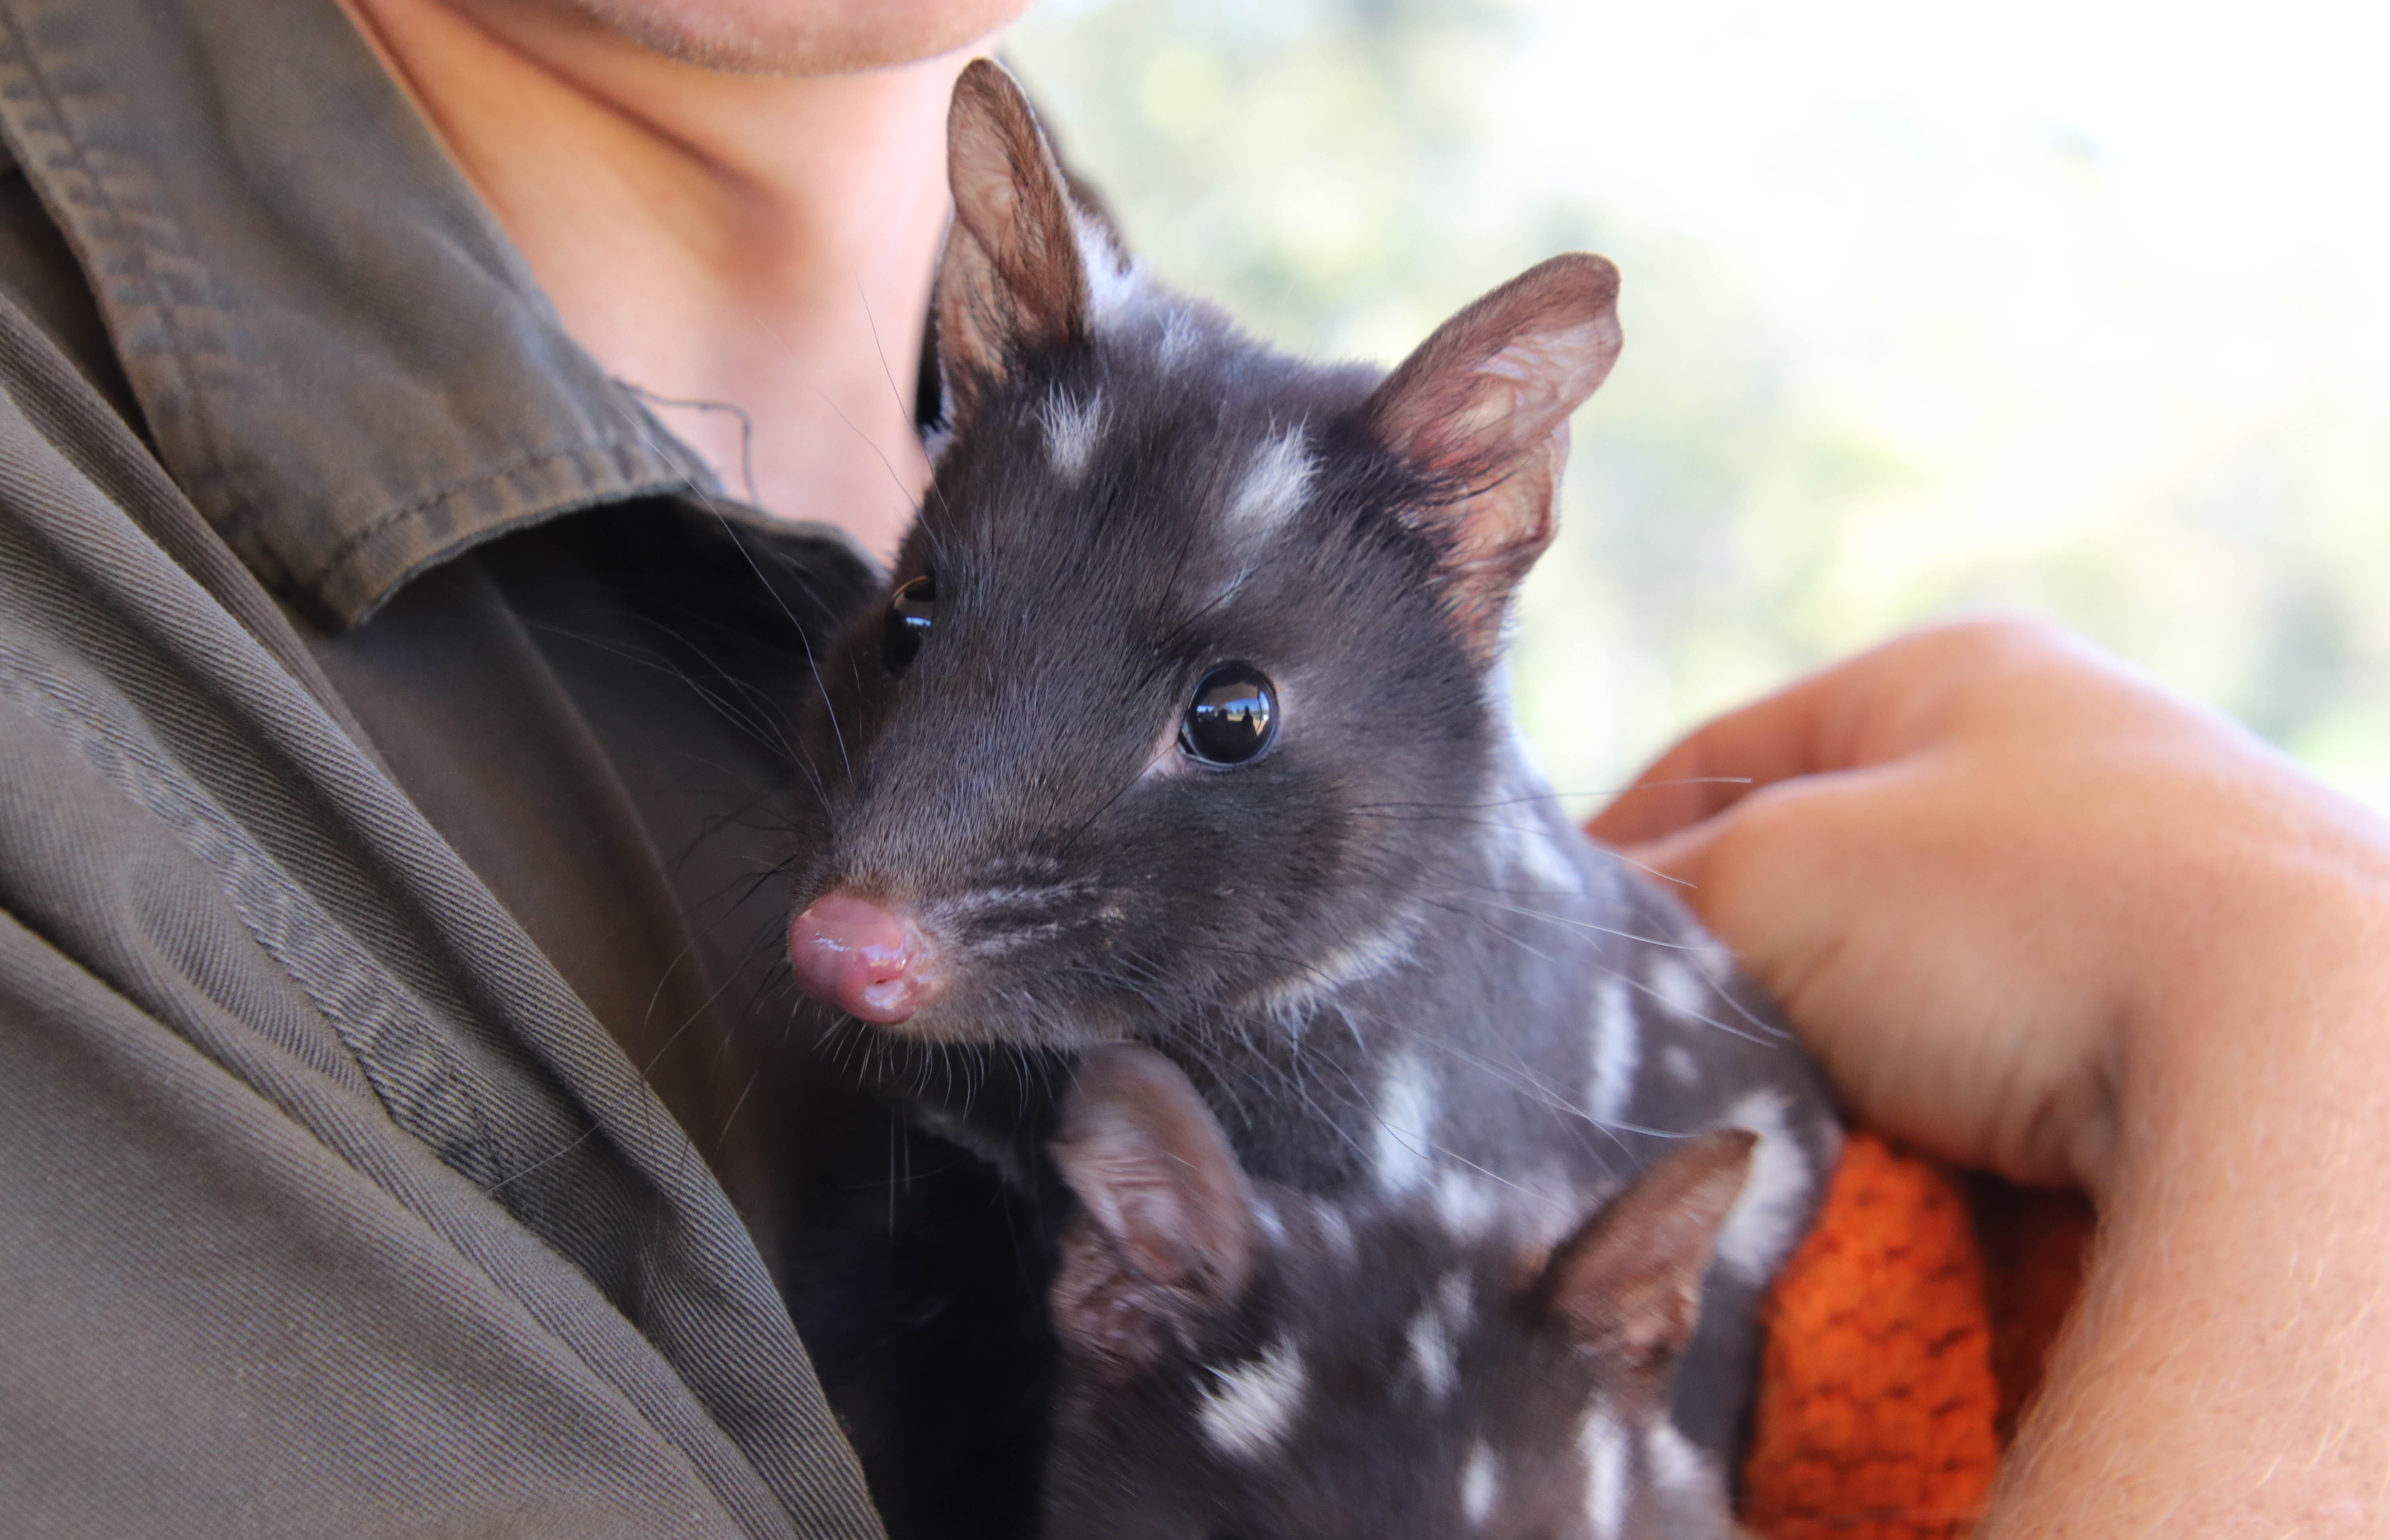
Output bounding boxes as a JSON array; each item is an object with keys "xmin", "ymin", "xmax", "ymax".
[{"xmin": 554, "ymin": 0, "xmax": 1035, "ymax": 76}]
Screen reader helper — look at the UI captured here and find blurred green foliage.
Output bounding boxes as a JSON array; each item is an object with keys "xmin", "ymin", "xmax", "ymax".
[{"xmin": 1008, "ymin": 0, "xmax": 2390, "ymax": 811}]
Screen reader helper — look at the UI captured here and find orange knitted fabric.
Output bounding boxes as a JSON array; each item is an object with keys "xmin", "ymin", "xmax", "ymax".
[{"xmin": 1736, "ymin": 1133, "xmax": 2092, "ymax": 1540}]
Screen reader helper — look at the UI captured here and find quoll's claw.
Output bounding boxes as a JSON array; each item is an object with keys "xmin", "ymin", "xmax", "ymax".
[{"xmin": 788, "ymin": 893, "xmax": 937, "ymax": 1023}]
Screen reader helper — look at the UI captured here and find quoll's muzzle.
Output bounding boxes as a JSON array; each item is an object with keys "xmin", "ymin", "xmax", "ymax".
[{"xmin": 788, "ymin": 893, "xmax": 940, "ymax": 1023}]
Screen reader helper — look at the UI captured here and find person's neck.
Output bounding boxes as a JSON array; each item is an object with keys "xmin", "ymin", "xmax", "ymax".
[{"xmin": 345, "ymin": 0, "xmax": 968, "ymax": 558}]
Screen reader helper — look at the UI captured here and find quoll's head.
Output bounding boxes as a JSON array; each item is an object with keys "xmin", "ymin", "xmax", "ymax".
[
  {"xmin": 786, "ymin": 60, "xmax": 1624, "ymax": 1044},
  {"xmin": 1041, "ymin": 1046, "xmax": 1755, "ymax": 1540}
]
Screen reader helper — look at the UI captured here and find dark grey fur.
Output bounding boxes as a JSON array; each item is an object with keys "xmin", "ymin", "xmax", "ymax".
[
  {"xmin": 1039, "ymin": 1043, "xmax": 1762, "ymax": 1540},
  {"xmin": 785, "ymin": 59, "xmax": 1840, "ymax": 1539}
]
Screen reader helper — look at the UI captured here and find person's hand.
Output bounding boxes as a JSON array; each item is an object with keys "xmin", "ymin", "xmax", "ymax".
[
  {"xmin": 1590, "ymin": 614, "xmax": 2390, "ymax": 1196},
  {"xmin": 1593, "ymin": 613, "xmax": 2390, "ymax": 1531}
]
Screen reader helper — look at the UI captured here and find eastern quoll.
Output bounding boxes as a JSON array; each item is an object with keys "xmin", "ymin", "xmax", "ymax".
[
  {"xmin": 781, "ymin": 59, "xmax": 1841, "ymax": 1539},
  {"xmin": 1044, "ymin": 1042, "xmax": 1762, "ymax": 1540}
]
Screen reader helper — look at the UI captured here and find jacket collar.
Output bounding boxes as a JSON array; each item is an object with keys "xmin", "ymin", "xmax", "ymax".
[{"xmin": 0, "ymin": 0, "xmax": 715, "ymax": 626}]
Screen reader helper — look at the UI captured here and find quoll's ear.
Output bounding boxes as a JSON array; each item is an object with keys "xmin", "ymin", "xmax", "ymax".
[
  {"xmin": 1363, "ymin": 253, "xmax": 1622, "ymax": 660},
  {"xmin": 1050, "ymin": 1044, "xmax": 1258, "ymax": 1385},
  {"xmin": 936, "ymin": 59, "xmax": 1111, "ymax": 428},
  {"xmin": 1538, "ymin": 1129, "xmax": 1754, "ymax": 1374}
]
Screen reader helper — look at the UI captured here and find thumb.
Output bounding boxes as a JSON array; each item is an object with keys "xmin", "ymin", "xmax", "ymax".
[
  {"xmin": 1615, "ymin": 764, "xmax": 2068, "ymax": 1176},
  {"xmin": 1609, "ymin": 769, "xmax": 1883, "ymax": 995}
]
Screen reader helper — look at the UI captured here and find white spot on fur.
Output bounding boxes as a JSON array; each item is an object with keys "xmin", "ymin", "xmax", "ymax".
[
  {"xmin": 1434, "ymin": 1169, "xmax": 1500, "ymax": 1239},
  {"xmin": 1580, "ymin": 1407, "xmax": 1630, "ymax": 1540},
  {"xmin": 1407, "ymin": 1270, "xmax": 1473, "ymax": 1400},
  {"xmin": 1313, "ymin": 1204, "xmax": 1357, "ymax": 1263},
  {"xmin": 1252, "ymin": 902, "xmax": 1420, "ymax": 1020},
  {"xmin": 1585, "ymin": 976, "xmax": 1640, "ymax": 1125},
  {"xmin": 1644, "ymin": 1423, "xmax": 1709, "ymax": 1492},
  {"xmin": 1157, "ymin": 307, "xmax": 1200, "ymax": 368},
  {"xmin": 1201, "ymin": 1338, "xmax": 1307, "ymax": 1461},
  {"xmin": 1406, "ymin": 1302, "xmax": 1456, "ymax": 1399},
  {"xmin": 1714, "ymin": 1090, "xmax": 1813, "ymax": 1278},
  {"xmin": 1508, "ymin": 817, "xmax": 1585, "ymax": 896},
  {"xmin": 1694, "ymin": 940, "xmax": 1737, "ymax": 985},
  {"xmin": 1074, "ymin": 215, "xmax": 1142, "ymax": 325},
  {"xmin": 1436, "ymin": 1268, "xmax": 1473, "ymax": 1328},
  {"xmin": 1037, "ymin": 390, "xmax": 1105, "ymax": 480},
  {"xmin": 1663, "ymin": 1046, "xmax": 1699, "ymax": 1086},
  {"xmin": 1649, "ymin": 956, "xmax": 1708, "ymax": 1021},
  {"xmin": 1252, "ymin": 1198, "xmax": 1286, "ymax": 1248},
  {"xmin": 1225, "ymin": 429, "xmax": 1314, "ymax": 538},
  {"xmin": 1372, "ymin": 1051, "xmax": 1438, "ymax": 1196},
  {"xmin": 1461, "ymin": 1441, "xmax": 1503, "ymax": 1527}
]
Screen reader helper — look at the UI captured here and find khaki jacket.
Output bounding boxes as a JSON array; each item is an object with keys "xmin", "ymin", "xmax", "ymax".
[{"xmin": 0, "ymin": 1, "xmax": 898, "ymax": 1532}]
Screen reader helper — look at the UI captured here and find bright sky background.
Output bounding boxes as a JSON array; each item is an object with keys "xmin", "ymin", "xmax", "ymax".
[
  {"xmin": 1014, "ymin": 0, "xmax": 2390, "ymax": 808},
  {"xmin": 1513, "ymin": 0, "xmax": 2390, "ymax": 280}
]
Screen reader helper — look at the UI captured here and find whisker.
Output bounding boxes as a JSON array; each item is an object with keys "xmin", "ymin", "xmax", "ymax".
[
  {"xmin": 616, "ymin": 380, "xmax": 760, "ymax": 507},
  {"xmin": 589, "ymin": 385, "xmax": 858, "ymax": 781},
  {"xmin": 753, "ymin": 315, "xmax": 929, "ymax": 540},
  {"xmin": 1345, "ymin": 776, "xmax": 1752, "ymax": 817}
]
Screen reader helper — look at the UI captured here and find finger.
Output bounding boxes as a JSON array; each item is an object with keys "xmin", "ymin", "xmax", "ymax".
[
  {"xmin": 1621, "ymin": 759, "xmax": 2105, "ymax": 1182},
  {"xmin": 1610, "ymin": 774, "xmax": 1960, "ymax": 1143},
  {"xmin": 1609, "ymin": 769, "xmax": 1872, "ymax": 951},
  {"xmin": 1604, "ymin": 819, "xmax": 1715, "ymax": 898},
  {"xmin": 1588, "ymin": 614, "xmax": 2060, "ymax": 848},
  {"xmin": 1587, "ymin": 668, "xmax": 1859, "ymax": 847}
]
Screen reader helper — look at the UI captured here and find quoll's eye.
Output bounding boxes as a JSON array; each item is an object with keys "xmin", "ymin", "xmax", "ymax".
[
  {"xmin": 882, "ymin": 573, "xmax": 935, "ymax": 672},
  {"xmin": 1180, "ymin": 663, "xmax": 1277, "ymax": 765}
]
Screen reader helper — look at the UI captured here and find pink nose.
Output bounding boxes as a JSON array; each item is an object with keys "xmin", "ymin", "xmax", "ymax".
[{"xmin": 788, "ymin": 893, "xmax": 938, "ymax": 1023}]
